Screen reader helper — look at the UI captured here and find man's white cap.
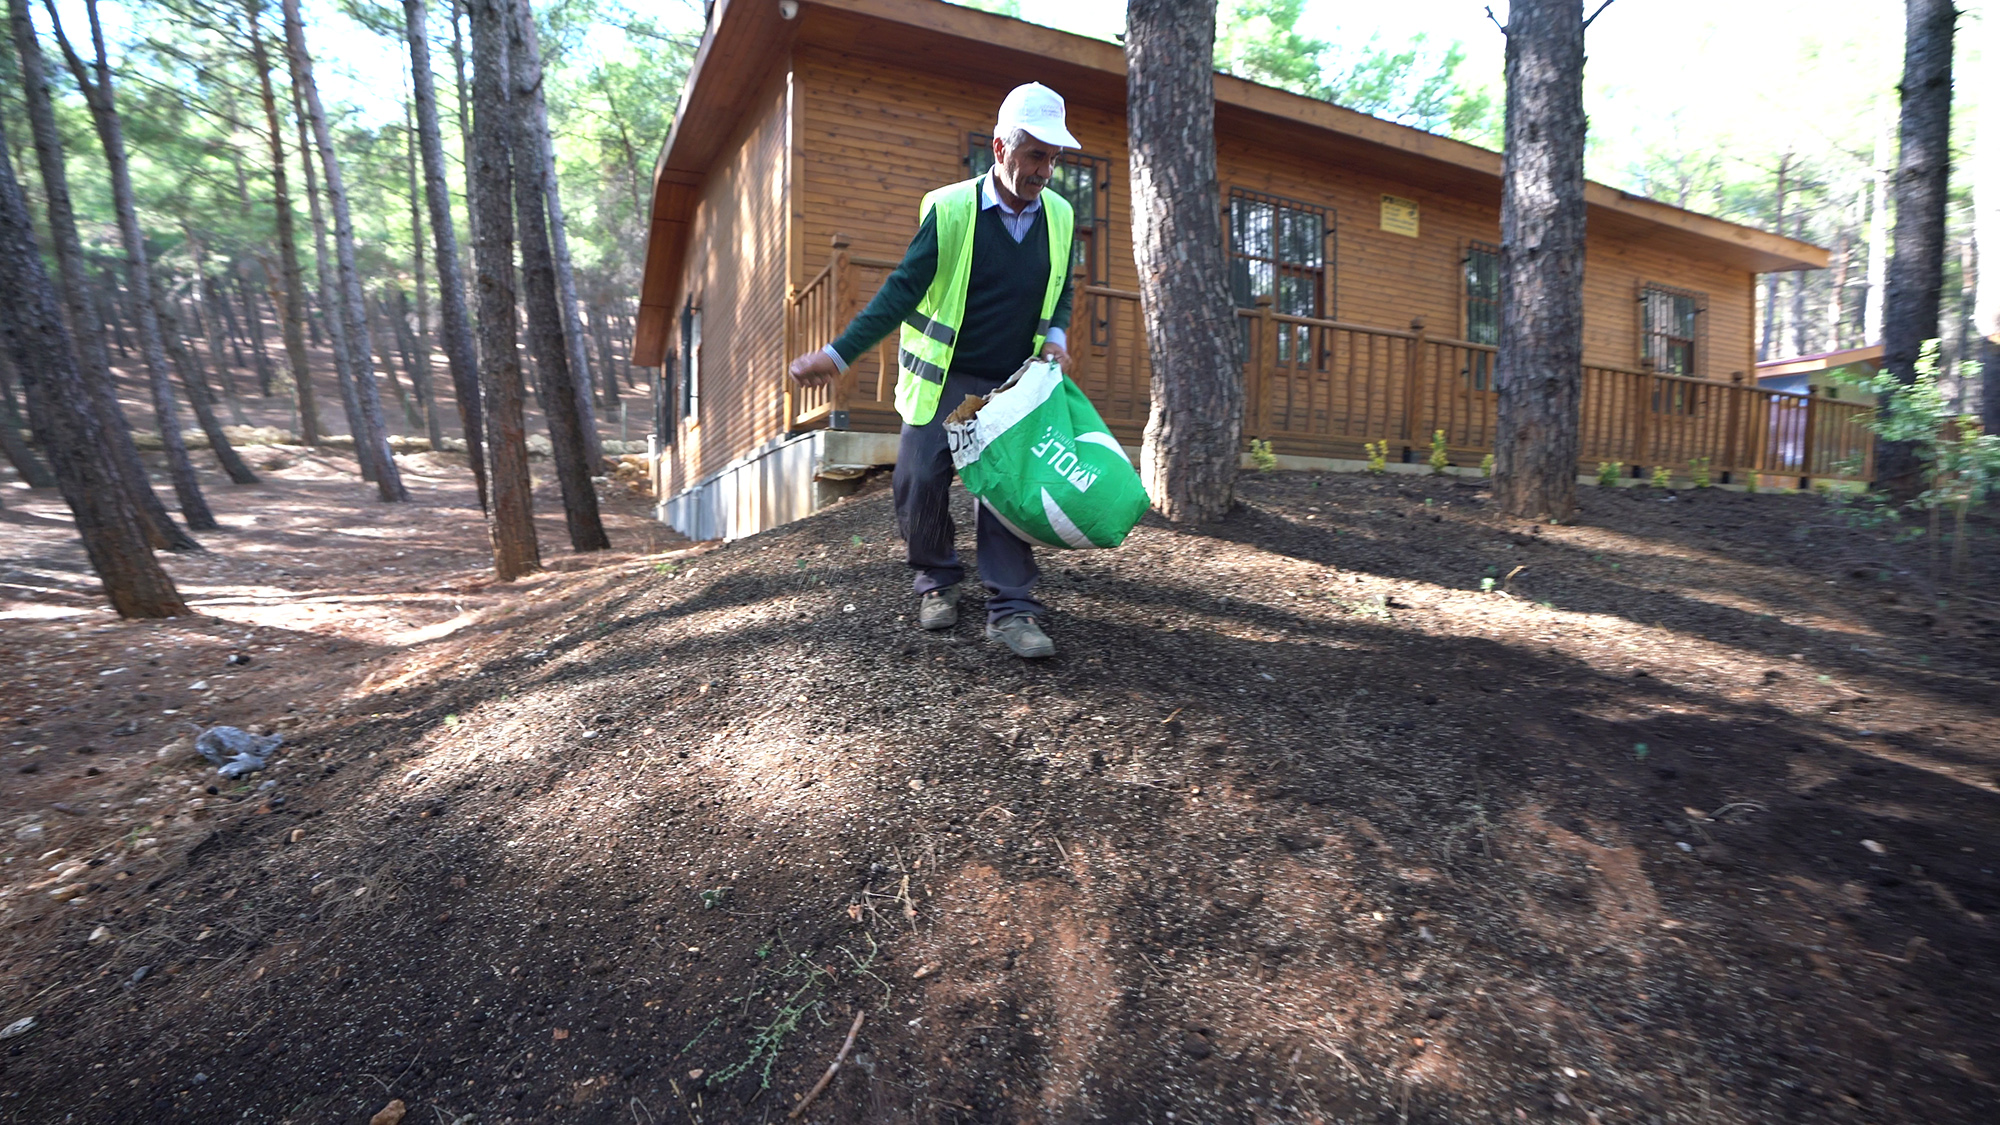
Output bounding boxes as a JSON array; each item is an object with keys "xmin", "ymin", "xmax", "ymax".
[{"xmin": 996, "ymin": 82, "xmax": 1078, "ymax": 149}]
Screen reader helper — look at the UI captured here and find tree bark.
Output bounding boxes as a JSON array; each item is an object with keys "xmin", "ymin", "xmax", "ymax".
[
  {"xmin": 369, "ymin": 290, "xmax": 424, "ymax": 433},
  {"xmin": 0, "ymin": 348, "xmax": 58, "ymax": 487},
  {"xmin": 99, "ymin": 267, "xmax": 128, "ymax": 357},
  {"xmin": 235, "ymin": 266, "xmax": 276, "ymax": 398},
  {"xmin": 1974, "ymin": 0, "xmax": 1998, "ymax": 434},
  {"xmin": 154, "ymin": 291, "xmax": 259, "ymax": 484},
  {"xmin": 509, "ymin": 0, "xmax": 601, "ymax": 468},
  {"xmin": 1876, "ymin": 0, "xmax": 1956, "ymax": 501},
  {"xmin": 0, "ymin": 117, "xmax": 188, "ymax": 616},
  {"xmin": 1491, "ymin": 0, "xmax": 1587, "ymax": 523},
  {"xmin": 467, "ymin": 0, "xmax": 538, "ymax": 578},
  {"xmin": 244, "ymin": 0, "xmax": 318, "ymax": 443},
  {"xmin": 391, "ymin": 287, "xmax": 446, "ymax": 449},
  {"xmin": 282, "ymin": 0, "xmax": 409, "ymax": 502},
  {"xmin": 505, "ymin": 0, "xmax": 607, "ymax": 551},
  {"xmin": 400, "ymin": 96, "xmax": 445, "ymax": 451},
  {"xmin": 1127, "ymin": 0, "xmax": 1242, "ymax": 524},
  {"xmin": 1761, "ymin": 154, "xmax": 1790, "ymax": 362},
  {"xmin": 47, "ymin": 0, "xmax": 217, "ymax": 532},
  {"xmin": 406, "ymin": 0, "xmax": 487, "ymax": 509},
  {"xmin": 11, "ymin": 0, "xmax": 198, "ymax": 550},
  {"xmin": 288, "ymin": 75, "xmax": 372, "ymax": 478}
]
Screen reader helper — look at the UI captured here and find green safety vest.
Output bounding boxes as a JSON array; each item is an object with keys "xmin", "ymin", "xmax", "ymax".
[{"xmin": 895, "ymin": 174, "xmax": 1073, "ymax": 426}]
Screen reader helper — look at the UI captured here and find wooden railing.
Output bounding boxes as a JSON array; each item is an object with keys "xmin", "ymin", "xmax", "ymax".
[{"xmin": 783, "ymin": 252, "xmax": 1876, "ymax": 481}]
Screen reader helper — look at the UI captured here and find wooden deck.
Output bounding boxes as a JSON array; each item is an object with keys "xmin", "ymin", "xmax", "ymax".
[{"xmin": 787, "ymin": 248, "xmax": 1874, "ymax": 484}]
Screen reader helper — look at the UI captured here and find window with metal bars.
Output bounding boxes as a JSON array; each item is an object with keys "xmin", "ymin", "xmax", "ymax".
[
  {"xmin": 1227, "ymin": 189, "xmax": 1332, "ymax": 363},
  {"xmin": 1640, "ymin": 283, "xmax": 1704, "ymax": 378},
  {"xmin": 1463, "ymin": 240, "xmax": 1498, "ymax": 390}
]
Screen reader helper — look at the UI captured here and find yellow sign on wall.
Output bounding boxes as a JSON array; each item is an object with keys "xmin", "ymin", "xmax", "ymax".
[{"xmin": 1380, "ymin": 194, "xmax": 1420, "ymax": 237}]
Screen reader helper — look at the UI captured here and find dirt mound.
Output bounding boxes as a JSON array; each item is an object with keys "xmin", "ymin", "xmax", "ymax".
[{"xmin": 3, "ymin": 471, "xmax": 1997, "ymax": 1123}]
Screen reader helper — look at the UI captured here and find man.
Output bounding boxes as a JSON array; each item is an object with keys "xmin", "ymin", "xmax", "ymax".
[{"xmin": 788, "ymin": 82, "xmax": 1077, "ymax": 659}]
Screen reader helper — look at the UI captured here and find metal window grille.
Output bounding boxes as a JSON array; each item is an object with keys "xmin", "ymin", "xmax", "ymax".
[
  {"xmin": 968, "ymin": 134, "xmax": 1112, "ymax": 342},
  {"xmin": 679, "ymin": 302, "xmax": 700, "ymax": 421},
  {"xmin": 1463, "ymin": 240, "xmax": 1498, "ymax": 390},
  {"xmin": 1227, "ymin": 188, "xmax": 1332, "ymax": 363},
  {"xmin": 1640, "ymin": 282, "xmax": 1704, "ymax": 379}
]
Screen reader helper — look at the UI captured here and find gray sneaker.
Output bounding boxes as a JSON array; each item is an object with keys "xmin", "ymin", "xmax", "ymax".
[
  {"xmin": 985, "ymin": 613, "xmax": 1055, "ymax": 658},
  {"xmin": 918, "ymin": 586, "xmax": 960, "ymax": 630}
]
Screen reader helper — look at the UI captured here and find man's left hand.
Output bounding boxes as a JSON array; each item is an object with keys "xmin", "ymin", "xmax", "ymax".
[{"xmin": 1040, "ymin": 340, "xmax": 1072, "ymax": 375}]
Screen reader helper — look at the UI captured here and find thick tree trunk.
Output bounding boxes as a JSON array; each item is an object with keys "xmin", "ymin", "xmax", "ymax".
[
  {"xmin": 588, "ymin": 300, "xmax": 620, "ymax": 407},
  {"xmin": 245, "ymin": 0, "xmax": 318, "ymax": 443},
  {"xmin": 406, "ymin": 0, "xmax": 487, "ymax": 509},
  {"xmin": 509, "ymin": 0, "xmax": 601, "ymax": 468},
  {"xmin": 49, "ymin": 0, "xmax": 217, "ymax": 532},
  {"xmin": 282, "ymin": 0, "xmax": 408, "ymax": 502},
  {"xmin": 506, "ymin": 0, "xmax": 607, "ymax": 550},
  {"xmin": 11, "ymin": 0, "xmax": 198, "ymax": 550},
  {"xmin": 154, "ymin": 293, "xmax": 259, "ymax": 485},
  {"xmin": 0, "ymin": 121, "xmax": 187, "ymax": 616},
  {"xmin": 1491, "ymin": 0, "xmax": 1587, "ymax": 523},
  {"xmin": 1127, "ymin": 0, "xmax": 1241, "ymax": 524},
  {"xmin": 1975, "ymin": 0, "xmax": 1998, "ymax": 434},
  {"xmin": 467, "ymin": 0, "xmax": 538, "ymax": 578},
  {"xmin": 0, "ymin": 349, "xmax": 58, "ymax": 487},
  {"xmin": 1876, "ymin": 0, "xmax": 1956, "ymax": 501}
]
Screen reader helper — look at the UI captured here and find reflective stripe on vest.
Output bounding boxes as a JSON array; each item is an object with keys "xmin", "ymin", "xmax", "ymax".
[{"xmin": 894, "ymin": 175, "xmax": 1073, "ymax": 426}]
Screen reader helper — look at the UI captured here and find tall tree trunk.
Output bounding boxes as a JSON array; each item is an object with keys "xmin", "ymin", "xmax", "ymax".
[
  {"xmin": 369, "ymin": 290, "xmax": 424, "ymax": 433},
  {"xmin": 1789, "ymin": 213, "xmax": 1811, "ymax": 357},
  {"xmin": 1876, "ymin": 0, "xmax": 1956, "ymax": 501},
  {"xmin": 191, "ymin": 288, "xmax": 251, "ymax": 426},
  {"xmin": 10, "ymin": 0, "xmax": 198, "ymax": 550},
  {"xmin": 1975, "ymin": 0, "xmax": 1999, "ymax": 434},
  {"xmin": 244, "ymin": 0, "xmax": 318, "ymax": 443},
  {"xmin": 154, "ymin": 292, "xmax": 258, "ymax": 485},
  {"xmin": 0, "ymin": 117, "xmax": 187, "ymax": 616},
  {"xmin": 1762, "ymin": 154, "xmax": 1790, "ymax": 362},
  {"xmin": 468, "ymin": 0, "xmax": 538, "ymax": 578},
  {"xmin": 406, "ymin": 0, "xmax": 487, "ymax": 509},
  {"xmin": 0, "ymin": 348, "xmax": 58, "ymax": 487},
  {"xmin": 99, "ymin": 267, "xmax": 128, "ymax": 357},
  {"xmin": 509, "ymin": 0, "xmax": 601, "ymax": 468},
  {"xmin": 46, "ymin": 0, "xmax": 216, "ymax": 532},
  {"xmin": 282, "ymin": 0, "xmax": 409, "ymax": 502},
  {"xmin": 393, "ymin": 287, "xmax": 446, "ymax": 448},
  {"xmin": 210, "ymin": 274, "xmax": 249, "ymax": 369},
  {"xmin": 1127, "ymin": 0, "xmax": 1241, "ymax": 524},
  {"xmin": 1492, "ymin": 0, "xmax": 1587, "ymax": 523},
  {"xmin": 506, "ymin": 0, "xmax": 607, "ymax": 550},
  {"xmin": 291, "ymin": 76, "xmax": 374, "ymax": 480},
  {"xmin": 236, "ymin": 266, "xmax": 276, "ymax": 397},
  {"xmin": 1864, "ymin": 110, "xmax": 1892, "ymax": 345},
  {"xmin": 452, "ymin": 0, "xmax": 477, "ymax": 286},
  {"xmin": 588, "ymin": 299, "xmax": 619, "ymax": 407}
]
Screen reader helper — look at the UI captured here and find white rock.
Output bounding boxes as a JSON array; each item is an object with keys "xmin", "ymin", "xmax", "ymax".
[
  {"xmin": 0, "ymin": 1017, "xmax": 34, "ymax": 1040},
  {"xmin": 88, "ymin": 925, "xmax": 111, "ymax": 944},
  {"xmin": 13, "ymin": 824, "xmax": 44, "ymax": 842},
  {"xmin": 187, "ymin": 681, "xmax": 209, "ymax": 691}
]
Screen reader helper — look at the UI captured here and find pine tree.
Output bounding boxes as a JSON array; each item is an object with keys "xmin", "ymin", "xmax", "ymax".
[{"xmin": 243, "ymin": 0, "xmax": 319, "ymax": 442}]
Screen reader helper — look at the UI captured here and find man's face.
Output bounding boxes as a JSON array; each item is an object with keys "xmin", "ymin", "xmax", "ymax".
[{"xmin": 990, "ymin": 134, "xmax": 1061, "ymax": 204}]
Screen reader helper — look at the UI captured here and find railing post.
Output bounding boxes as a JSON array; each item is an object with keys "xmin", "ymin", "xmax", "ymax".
[
  {"xmin": 1722, "ymin": 370, "xmax": 1744, "ymax": 478},
  {"xmin": 1630, "ymin": 362, "xmax": 1652, "ymax": 477},
  {"xmin": 1402, "ymin": 316, "xmax": 1428, "ymax": 448},
  {"xmin": 1253, "ymin": 295, "xmax": 1276, "ymax": 440},
  {"xmin": 783, "ymin": 282, "xmax": 799, "ymax": 432},
  {"xmin": 831, "ymin": 233, "xmax": 853, "ymax": 430},
  {"xmin": 1800, "ymin": 384, "xmax": 1820, "ymax": 486}
]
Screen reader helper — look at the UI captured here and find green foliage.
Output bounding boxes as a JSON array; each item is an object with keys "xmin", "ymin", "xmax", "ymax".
[
  {"xmin": 1689, "ymin": 456, "xmax": 1711, "ymax": 488},
  {"xmin": 1364, "ymin": 439, "xmax": 1388, "ymax": 475},
  {"xmin": 1596, "ymin": 461, "xmax": 1621, "ymax": 487},
  {"xmin": 1480, "ymin": 453, "xmax": 1493, "ymax": 478},
  {"xmin": 1746, "ymin": 474, "xmax": 1760, "ymax": 495},
  {"xmin": 1848, "ymin": 342, "xmax": 1999, "ymax": 512},
  {"xmin": 1249, "ymin": 437, "xmax": 1278, "ymax": 472},
  {"xmin": 1650, "ymin": 465, "xmax": 1672, "ymax": 489},
  {"xmin": 1428, "ymin": 430, "xmax": 1449, "ymax": 474}
]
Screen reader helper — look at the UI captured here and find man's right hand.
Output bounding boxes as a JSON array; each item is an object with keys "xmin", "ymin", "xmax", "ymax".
[{"xmin": 789, "ymin": 349, "xmax": 839, "ymax": 388}]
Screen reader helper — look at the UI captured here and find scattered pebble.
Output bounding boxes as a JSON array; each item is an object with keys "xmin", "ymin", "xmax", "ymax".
[
  {"xmin": 1862, "ymin": 839, "xmax": 1887, "ymax": 855},
  {"xmin": 0, "ymin": 1017, "xmax": 35, "ymax": 1041}
]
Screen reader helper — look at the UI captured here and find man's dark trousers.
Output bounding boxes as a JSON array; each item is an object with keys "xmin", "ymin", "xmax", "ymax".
[{"xmin": 893, "ymin": 367, "xmax": 1042, "ymax": 624}]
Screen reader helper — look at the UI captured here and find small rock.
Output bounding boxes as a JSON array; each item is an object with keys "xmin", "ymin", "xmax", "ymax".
[
  {"xmin": 188, "ymin": 681, "xmax": 209, "ymax": 691},
  {"xmin": 1862, "ymin": 839, "xmax": 1886, "ymax": 854},
  {"xmin": 289, "ymin": 828, "xmax": 305, "ymax": 844},
  {"xmin": 226, "ymin": 653, "xmax": 252, "ymax": 666},
  {"xmin": 0, "ymin": 1017, "xmax": 35, "ymax": 1041},
  {"xmin": 1181, "ymin": 1030, "xmax": 1214, "ymax": 1060},
  {"xmin": 88, "ymin": 926, "xmax": 111, "ymax": 944},
  {"xmin": 189, "ymin": 1072, "xmax": 207, "ymax": 1085},
  {"xmin": 687, "ymin": 1068, "xmax": 704, "ymax": 1080},
  {"xmin": 369, "ymin": 1099, "xmax": 407, "ymax": 1125},
  {"xmin": 48, "ymin": 884, "xmax": 86, "ymax": 902},
  {"xmin": 912, "ymin": 962, "xmax": 941, "ymax": 980}
]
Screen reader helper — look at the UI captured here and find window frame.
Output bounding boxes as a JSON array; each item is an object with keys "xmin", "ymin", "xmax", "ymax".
[
  {"xmin": 1461, "ymin": 239, "xmax": 1500, "ymax": 391},
  {"xmin": 1225, "ymin": 188, "xmax": 1335, "ymax": 366},
  {"xmin": 1639, "ymin": 281, "xmax": 1706, "ymax": 381}
]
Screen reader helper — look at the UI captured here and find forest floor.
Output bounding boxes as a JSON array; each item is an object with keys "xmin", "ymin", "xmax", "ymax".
[{"xmin": 1, "ymin": 447, "xmax": 1998, "ymax": 1125}]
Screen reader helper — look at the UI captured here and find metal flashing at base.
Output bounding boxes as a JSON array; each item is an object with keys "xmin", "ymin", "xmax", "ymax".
[{"xmin": 656, "ymin": 429, "xmax": 901, "ymax": 541}]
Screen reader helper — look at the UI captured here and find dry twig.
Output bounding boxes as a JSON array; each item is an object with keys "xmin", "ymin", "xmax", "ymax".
[{"xmin": 788, "ymin": 1009, "xmax": 866, "ymax": 1119}]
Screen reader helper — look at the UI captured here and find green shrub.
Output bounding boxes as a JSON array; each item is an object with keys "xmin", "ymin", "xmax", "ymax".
[
  {"xmin": 1480, "ymin": 453, "xmax": 1494, "ymax": 478},
  {"xmin": 1429, "ymin": 430, "xmax": 1450, "ymax": 474},
  {"xmin": 1650, "ymin": 465, "xmax": 1672, "ymax": 489},
  {"xmin": 1249, "ymin": 437, "xmax": 1277, "ymax": 472},
  {"xmin": 1689, "ymin": 456, "xmax": 1712, "ymax": 488},
  {"xmin": 1596, "ymin": 461, "xmax": 1621, "ymax": 487},
  {"xmin": 1365, "ymin": 440, "xmax": 1388, "ymax": 475}
]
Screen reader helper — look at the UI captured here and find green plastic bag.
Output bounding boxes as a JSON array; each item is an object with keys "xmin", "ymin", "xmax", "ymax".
[{"xmin": 944, "ymin": 360, "xmax": 1149, "ymax": 549}]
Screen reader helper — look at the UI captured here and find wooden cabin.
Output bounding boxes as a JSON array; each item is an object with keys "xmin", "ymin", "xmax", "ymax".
[{"xmin": 634, "ymin": 0, "xmax": 1856, "ymax": 540}]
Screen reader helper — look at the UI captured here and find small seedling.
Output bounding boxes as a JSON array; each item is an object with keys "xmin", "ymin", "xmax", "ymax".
[
  {"xmin": 654, "ymin": 560, "xmax": 680, "ymax": 575},
  {"xmin": 1689, "ymin": 456, "xmax": 1711, "ymax": 488},
  {"xmin": 1480, "ymin": 453, "xmax": 1494, "ymax": 478},
  {"xmin": 756, "ymin": 941, "xmax": 773, "ymax": 959},
  {"xmin": 1480, "ymin": 576, "xmax": 1496, "ymax": 593},
  {"xmin": 850, "ymin": 534, "xmax": 864, "ymax": 547},
  {"xmin": 1634, "ymin": 742, "xmax": 1649, "ymax": 760},
  {"xmin": 1364, "ymin": 440, "xmax": 1388, "ymax": 475},
  {"xmin": 443, "ymin": 713, "xmax": 460, "ymax": 728},
  {"xmin": 1429, "ymin": 430, "xmax": 1450, "ymax": 475},
  {"xmin": 1650, "ymin": 465, "xmax": 1672, "ymax": 489},
  {"xmin": 1249, "ymin": 438, "xmax": 1278, "ymax": 472},
  {"xmin": 700, "ymin": 887, "xmax": 732, "ymax": 910},
  {"xmin": 1597, "ymin": 461, "xmax": 1621, "ymax": 487}
]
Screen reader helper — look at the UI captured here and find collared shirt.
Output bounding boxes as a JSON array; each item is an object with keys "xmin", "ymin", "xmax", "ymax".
[{"xmin": 820, "ymin": 176, "xmax": 1064, "ymax": 373}]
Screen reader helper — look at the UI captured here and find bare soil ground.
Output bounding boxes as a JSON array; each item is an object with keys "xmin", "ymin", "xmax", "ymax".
[{"xmin": 2, "ymin": 450, "xmax": 1997, "ymax": 1125}]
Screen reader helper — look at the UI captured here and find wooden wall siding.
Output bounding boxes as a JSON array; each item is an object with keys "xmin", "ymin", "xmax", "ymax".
[{"xmin": 668, "ymin": 71, "xmax": 792, "ymax": 493}]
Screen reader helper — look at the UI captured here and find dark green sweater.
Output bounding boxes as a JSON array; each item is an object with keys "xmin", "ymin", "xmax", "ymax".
[{"xmin": 829, "ymin": 203, "xmax": 1074, "ymax": 382}]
